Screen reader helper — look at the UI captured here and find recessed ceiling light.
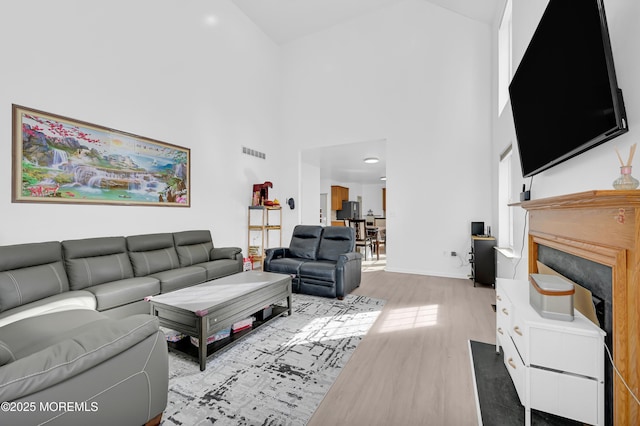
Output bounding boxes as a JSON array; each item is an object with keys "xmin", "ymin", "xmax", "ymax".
[
  {"xmin": 364, "ymin": 157, "xmax": 379, "ymax": 164},
  {"xmin": 204, "ymin": 15, "xmax": 219, "ymax": 26},
  {"xmin": 380, "ymin": 176, "xmax": 387, "ymax": 181}
]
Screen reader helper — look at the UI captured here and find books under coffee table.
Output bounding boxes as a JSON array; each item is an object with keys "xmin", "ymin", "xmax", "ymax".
[{"xmin": 148, "ymin": 270, "xmax": 292, "ymax": 371}]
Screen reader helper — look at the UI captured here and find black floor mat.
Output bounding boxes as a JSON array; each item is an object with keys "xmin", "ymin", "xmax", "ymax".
[{"xmin": 469, "ymin": 340, "xmax": 582, "ymax": 426}]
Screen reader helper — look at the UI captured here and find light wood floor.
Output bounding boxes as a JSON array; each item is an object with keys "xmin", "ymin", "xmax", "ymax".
[{"xmin": 307, "ymin": 261, "xmax": 497, "ymax": 426}]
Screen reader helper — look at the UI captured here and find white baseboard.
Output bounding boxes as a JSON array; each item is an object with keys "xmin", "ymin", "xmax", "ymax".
[{"xmin": 383, "ymin": 266, "xmax": 470, "ymax": 281}]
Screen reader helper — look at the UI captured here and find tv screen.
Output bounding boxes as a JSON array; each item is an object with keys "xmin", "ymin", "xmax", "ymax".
[{"xmin": 509, "ymin": 0, "xmax": 628, "ymax": 178}]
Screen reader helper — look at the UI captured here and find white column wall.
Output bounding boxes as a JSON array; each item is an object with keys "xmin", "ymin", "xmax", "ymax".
[{"xmin": 283, "ymin": 0, "xmax": 493, "ymax": 278}]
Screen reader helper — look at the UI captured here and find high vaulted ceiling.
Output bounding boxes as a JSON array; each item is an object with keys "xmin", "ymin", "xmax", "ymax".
[
  {"xmin": 233, "ymin": 0, "xmax": 503, "ymax": 45},
  {"xmin": 232, "ymin": 0, "xmax": 502, "ymax": 185}
]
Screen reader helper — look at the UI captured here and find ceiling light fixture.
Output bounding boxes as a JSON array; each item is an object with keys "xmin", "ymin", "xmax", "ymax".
[
  {"xmin": 204, "ymin": 15, "xmax": 219, "ymax": 26},
  {"xmin": 380, "ymin": 176, "xmax": 387, "ymax": 181},
  {"xmin": 364, "ymin": 157, "xmax": 379, "ymax": 164}
]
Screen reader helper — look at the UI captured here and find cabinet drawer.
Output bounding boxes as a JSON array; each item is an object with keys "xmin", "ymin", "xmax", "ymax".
[
  {"xmin": 496, "ymin": 290, "xmax": 511, "ymax": 328},
  {"xmin": 510, "ymin": 308, "xmax": 527, "ymax": 362},
  {"xmin": 496, "ymin": 303, "xmax": 509, "ymax": 344},
  {"xmin": 496, "ymin": 323, "xmax": 507, "ymax": 347},
  {"xmin": 530, "ymin": 367, "xmax": 599, "ymax": 425},
  {"xmin": 502, "ymin": 334, "xmax": 525, "ymax": 405},
  {"xmin": 496, "ymin": 287, "xmax": 512, "ymax": 351},
  {"xmin": 529, "ymin": 327, "xmax": 601, "ymax": 377}
]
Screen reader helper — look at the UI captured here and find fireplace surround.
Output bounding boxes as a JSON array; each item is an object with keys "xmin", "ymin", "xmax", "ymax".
[{"xmin": 520, "ymin": 190, "xmax": 640, "ymax": 425}]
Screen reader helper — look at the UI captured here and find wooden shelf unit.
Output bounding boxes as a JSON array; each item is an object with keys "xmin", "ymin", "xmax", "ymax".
[{"xmin": 248, "ymin": 206, "xmax": 282, "ymax": 270}]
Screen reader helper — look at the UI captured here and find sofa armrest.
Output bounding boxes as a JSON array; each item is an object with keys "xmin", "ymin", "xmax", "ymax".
[
  {"xmin": 265, "ymin": 247, "xmax": 290, "ymax": 259},
  {"xmin": 210, "ymin": 247, "xmax": 242, "ymax": 261},
  {"xmin": 264, "ymin": 247, "xmax": 291, "ymax": 264},
  {"xmin": 0, "ymin": 314, "xmax": 161, "ymax": 402},
  {"xmin": 263, "ymin": 248, "xmax": 291, "ymax": 272},
  {"xmin": 338, "ymin": 252, "xmax": 362, "ymax": 263},
  {"xmin": 335, "ymin": 252, "xmax": 363, "ymax": 298}
]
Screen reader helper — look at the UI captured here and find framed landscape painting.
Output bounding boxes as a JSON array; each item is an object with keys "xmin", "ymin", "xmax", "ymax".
[{"xmin": 12, "ymin": 104, "xmax": 190, "ymax": 207}]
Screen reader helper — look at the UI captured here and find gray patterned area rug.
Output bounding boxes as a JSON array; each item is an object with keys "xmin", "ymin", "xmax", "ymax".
[{"xmin": 162, "ymin": 293, "xmax": 385, "ymax": 426}]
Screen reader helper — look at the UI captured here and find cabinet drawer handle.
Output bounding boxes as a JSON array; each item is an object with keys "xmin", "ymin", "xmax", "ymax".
[
  {"xmin": 496, "ymin": 295, "xmax": 502, "ymax": 301},
  {"xmin": 497, "ymin": 327, "xmax": 503, "ymax": 335},
  {"xmin": 513, "ymin": 326, "xmax": 523, "ymax": 336},
  {"xmin": 502, "ymin": 308, "xmax": 509, "ymax": 316},
  {"xmin": 508, "ymin": 357, "xmax": 517, "ymax": 369}
]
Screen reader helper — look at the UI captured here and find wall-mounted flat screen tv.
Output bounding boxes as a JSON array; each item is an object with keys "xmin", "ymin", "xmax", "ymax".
[{"xmin": 509, "ymin": 0, "xmax": 628, "ymax": 178}]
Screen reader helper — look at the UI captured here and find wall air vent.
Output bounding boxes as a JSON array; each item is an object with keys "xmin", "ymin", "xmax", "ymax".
[{"xmin": 242, "ymin": 146, "xmax": 266, "ymax": 159}]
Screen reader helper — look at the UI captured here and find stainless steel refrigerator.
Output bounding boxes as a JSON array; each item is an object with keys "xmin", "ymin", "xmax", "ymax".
[{"xmin": 336, "ymin": 201, "xmax": 360, "ymax": 220}]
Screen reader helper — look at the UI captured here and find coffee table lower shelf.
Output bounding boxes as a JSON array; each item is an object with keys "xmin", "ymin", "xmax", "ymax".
[{"xmin": 166, "ymin": 304, "xmax": 289, "ymax": 364}]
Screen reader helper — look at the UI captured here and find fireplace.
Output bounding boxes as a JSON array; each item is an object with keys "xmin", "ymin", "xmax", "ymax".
[
  {"xmin": 521, "ymin": 190, "xmax": 640, "ymax": 425},
  {"xmin": 537, "ymin": 244, "xmax": 613, "ymax": 425}
]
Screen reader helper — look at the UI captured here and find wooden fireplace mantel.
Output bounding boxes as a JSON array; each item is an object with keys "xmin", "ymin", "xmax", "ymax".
[{"xmin": 520, "ymin": 189, "xmax": 640, "ymax": 425}]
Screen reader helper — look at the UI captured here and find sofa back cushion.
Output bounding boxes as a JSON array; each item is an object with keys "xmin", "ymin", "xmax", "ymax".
[
  {"xmin": 62, "ymin": 237, "xmax": 134, "ymax": 291},
  {"xmin": 317, "ymin": 227, "xmax": 355, "ymax": 261},
  {"xmin": 127, "ymin": 233, "xmax": 180, "ymax": 276},
  {"xmin": 173, "ymin": 230, "xmax": 213, "ymax": 267},
  {"xmin": 289, "ymin": 225, "xmax": 323, "ymax": 260},
  {"xmin": 0, "ymin": 242, "xmax": 69, "ymax": 313}
]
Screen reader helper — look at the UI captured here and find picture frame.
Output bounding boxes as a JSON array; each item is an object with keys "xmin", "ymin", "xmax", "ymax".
[{"xmin": 12, "ymin": 104, "xmax": 190, "ymax": 207}]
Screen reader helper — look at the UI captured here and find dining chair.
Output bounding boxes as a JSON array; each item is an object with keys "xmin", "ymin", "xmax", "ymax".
[
  {"xmin": 348, "ymin": 219, "xmax": 373, "ymax": 260},
  {"xmin": 373, "ymin": 218, "xmax": 386, "ymax": 260}
]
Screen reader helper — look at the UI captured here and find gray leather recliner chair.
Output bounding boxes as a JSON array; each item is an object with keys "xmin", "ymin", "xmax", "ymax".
[{"xmin": 264, "ymin": 225, "xmax": 362, "ymax": 299}]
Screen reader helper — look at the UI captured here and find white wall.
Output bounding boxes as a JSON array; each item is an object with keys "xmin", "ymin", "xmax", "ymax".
[
  {"xmin": 361, "ymin": 184, "xmax": 386, "ymax": 217},
  {"xmin": 0, "ymin": 0, "xmax": 286, "ymax": 249},
  {"xmin": 300, "ymin": 164, "xmax": 321, "ymax": 225},
  {"xmin": 492, "ymin": 0, "xmax": 640, "ymax": 279},
  {"xmin": 283, "ymin": 0, "xmax": 493, "ymax": 278}
]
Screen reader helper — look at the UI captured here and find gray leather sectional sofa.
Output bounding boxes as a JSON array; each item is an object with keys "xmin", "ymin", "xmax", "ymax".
[
  {"xmin": 264, "ymin": 225, "xmax": 362, "ymax": 299},
  {"xmin": 0, "ymin": 230, "xmax": 243, "ymax": 426}
]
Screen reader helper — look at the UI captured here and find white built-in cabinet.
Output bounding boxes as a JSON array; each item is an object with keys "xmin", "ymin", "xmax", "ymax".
[{"xmin": 495, "ymin": 278, "xmax": 605, "ymax": 426}]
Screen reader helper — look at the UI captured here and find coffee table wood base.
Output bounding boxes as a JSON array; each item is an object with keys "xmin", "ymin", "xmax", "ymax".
[
  {"xmin": 166, "ymin": 304, "xmax": 290, "ymax": 367},
  {"xmin": 150, "ymin": 272, "xmax": 292, "ymax": 371}
]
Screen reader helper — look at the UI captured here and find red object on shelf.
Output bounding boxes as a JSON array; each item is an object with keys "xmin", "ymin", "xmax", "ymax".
[
  {"xmin": 243, "ymin": 257, "xmax": 252, "ymax": 271},
  {"xmin": 232, "ymin": 317, "xmax": 254, "ymax": 333}
]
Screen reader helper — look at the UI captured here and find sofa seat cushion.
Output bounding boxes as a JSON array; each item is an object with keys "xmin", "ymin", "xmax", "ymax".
[
  {"xmin": 85, "ymin": 277, "xmax": 160, "ymax": 311},
  {"xmin": 266, "ymin": 258, "xmax": 308, "ymax": 275},
  {"xmin": 299, "ymin": 261, "xmax": 337, "ymax": 284},
  {"xmin": 0, "ymin": 290, "xmax": 96, "ymax": 329},
  {"xmin": 149, "ymin": 266, "xmax": 207, "ymax": 293},
  {"xmin": 0, "ymin": 309, "xmax": 107, "ymax": 366},
  {"xmin": 196, "ymin": 259, "xmax": 242, "ymax": 281}
]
